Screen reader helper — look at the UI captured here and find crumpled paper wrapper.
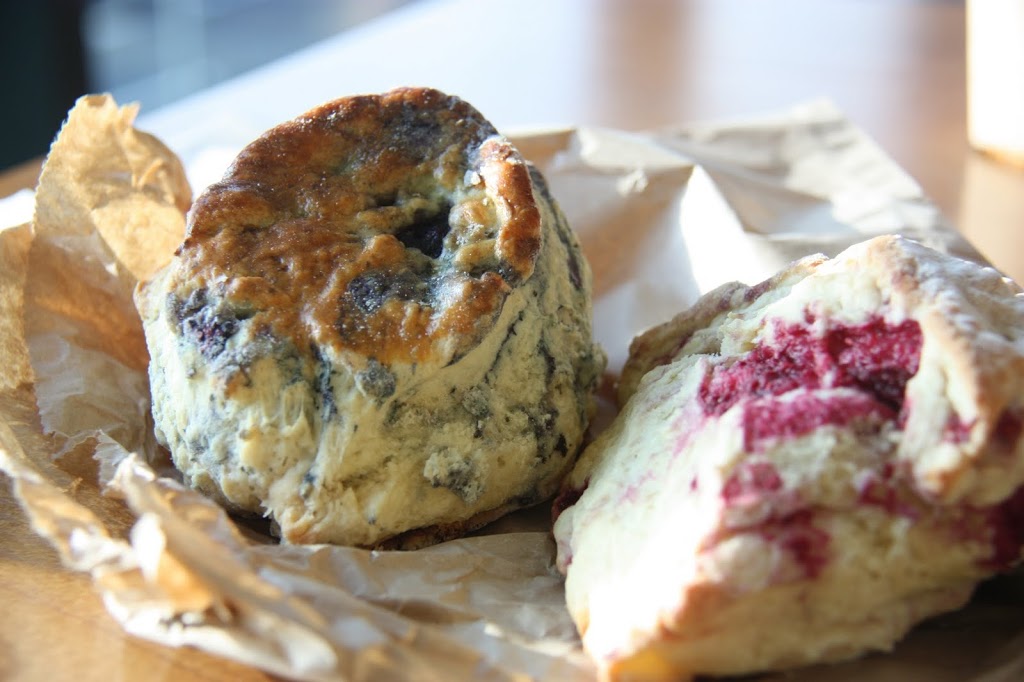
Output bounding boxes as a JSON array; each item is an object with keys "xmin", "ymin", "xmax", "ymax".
[{"xmin": 2, "ymin": 94, "xmax": 1023, "ymax": 681}]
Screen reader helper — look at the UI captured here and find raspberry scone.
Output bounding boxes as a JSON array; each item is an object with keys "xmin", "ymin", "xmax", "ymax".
[
  {"xmin": 553, "ymin": 235, "xmax": 1024, "ymax": 680},
  {"xmin": 136, "ymin": 88, "xmax": 604, "ymax": 548}
]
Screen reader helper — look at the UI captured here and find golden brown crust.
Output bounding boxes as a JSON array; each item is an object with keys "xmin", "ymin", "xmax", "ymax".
[
  {"xmin": 478, "ymin": 137, "xmax": 542, "ymax": 279},
  {"xmin": 172, "ymin": 87, "xmax": 542, "ymax": 366}
]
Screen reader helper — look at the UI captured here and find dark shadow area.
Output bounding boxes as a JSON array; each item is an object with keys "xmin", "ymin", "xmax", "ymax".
[{"xmin": 0, "ymin": 2, "xmax": 88, "ymax": 170}]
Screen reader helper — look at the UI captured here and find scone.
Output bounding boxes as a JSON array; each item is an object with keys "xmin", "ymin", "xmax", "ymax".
[
  {"xmin": 553, "ymin": 235, "xmax": 1024, "ymax": 680},
  {"xmin": 136, "ymin": 87, "xmax": 604, "ymax": 548}
]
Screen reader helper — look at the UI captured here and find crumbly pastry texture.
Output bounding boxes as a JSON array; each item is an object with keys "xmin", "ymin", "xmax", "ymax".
[
  {"xmin": 553, "ymin": 235, "xmax": 1024, "ymax": 681},
  {"xmin": 136, "ymin": 87, "xmax": 604, "ymax": 548}
]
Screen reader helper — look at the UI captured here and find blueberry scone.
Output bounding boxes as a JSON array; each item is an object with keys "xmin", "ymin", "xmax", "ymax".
[
  {"xmin": 553, "ymin": 236, "xmax": 1024, "ymax": 680},
  {"xmin": 136, "ymin": 87, "xmax": 604, "ymax": 548}
]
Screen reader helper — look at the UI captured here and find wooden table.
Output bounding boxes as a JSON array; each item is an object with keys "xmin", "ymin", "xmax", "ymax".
[{"xmin": 3, "ymin": 1, "xmax": 1023, "ymax": 680}]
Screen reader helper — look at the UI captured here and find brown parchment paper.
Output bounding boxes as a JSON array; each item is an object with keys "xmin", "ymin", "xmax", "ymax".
[{"xmin": 2, "ymin": 94, "xmax": 1023, "ymax": 681}]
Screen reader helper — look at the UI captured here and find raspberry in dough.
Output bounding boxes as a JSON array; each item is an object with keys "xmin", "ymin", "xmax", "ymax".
[
  {"xmin": 136, "ymin": 88, "xmax": 604, "ymax": 548},
  {"xmin": 553, "ymin": 235, "xmax": 1024, "ymax": 680}
]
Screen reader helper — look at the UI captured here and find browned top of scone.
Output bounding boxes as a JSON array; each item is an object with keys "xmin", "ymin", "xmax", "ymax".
[{"xmin": 172, "ymin": 87, "xmax": 541, "ymax": 365}]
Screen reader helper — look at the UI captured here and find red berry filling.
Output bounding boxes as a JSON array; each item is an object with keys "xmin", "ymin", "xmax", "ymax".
[
  {"xmin": 743, "ymin": 392, "xmax": 893, "ymax": 451},
  {"xmin": 994, "ymin": 410, "xmax": 1023, "ymax": 449},
  {"xmin": 699, "ymin": 324, "xmax": 819, "ymax": 418},
  {"xmin": 825, "ymin": 317, "xmax": 922, "ymax": 411},
  {"xmin": 761, "ymin": 510, "xmax": 831, "ymax": 579},
  {"xmin": 704, "ymin": 314, "xmax": 922, "ymax": 581},
  {"xmin": 986, "ymin": 484, "xmax": 1024, "ymax": 569},
  {"xmin": 856, "ymin": 463, "xmax": 920, "ymax": 519},
  {"xmin": 946, "ymin": 408, "xmax": 1022, "ymax": 448},
  {"xmin": 722, "ymin": 461, "xmax": 783, "ymax": 503},
  {"xmin": 944, "ymin": 413, "xmax": 974, "ymax": 444},
  {"xmin": 551, "ymin": 480, "xmax": 588, "ymax": 524},
  {"xmin": 718, "ymin": 461, "xmax": 829, "ymax": 579},
  {"xmin": 699, "ymin": 315, "xmax": 922, "ymax": 419}
]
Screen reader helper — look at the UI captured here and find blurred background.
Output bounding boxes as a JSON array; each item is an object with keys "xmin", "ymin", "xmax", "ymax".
[{"xmin": 0, "ymin": 0, "xmax": 417, "ymax": 171}]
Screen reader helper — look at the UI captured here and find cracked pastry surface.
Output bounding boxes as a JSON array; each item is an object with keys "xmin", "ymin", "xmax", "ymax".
[
  {"xmin": 136, "ymin": 87, "xmax": 604, "ymax": 548},
  {"xmin": 553, "ymin": 235, "xmax": 1024, "ymax": 681}
]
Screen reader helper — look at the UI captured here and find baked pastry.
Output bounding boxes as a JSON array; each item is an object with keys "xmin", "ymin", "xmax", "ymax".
[
  {"xmin": 553, "ymin": 235, "xmax": 1024, "ymax": 680},
  {"xmin": 136, "ymin": 87, "xmax": 604, "ymax": 548}
]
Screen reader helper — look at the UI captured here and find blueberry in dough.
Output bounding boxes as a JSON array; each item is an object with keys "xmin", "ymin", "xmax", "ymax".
[{"xmin": 136, "ymin": 87, "xmax": 605, "ymax": 548}]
